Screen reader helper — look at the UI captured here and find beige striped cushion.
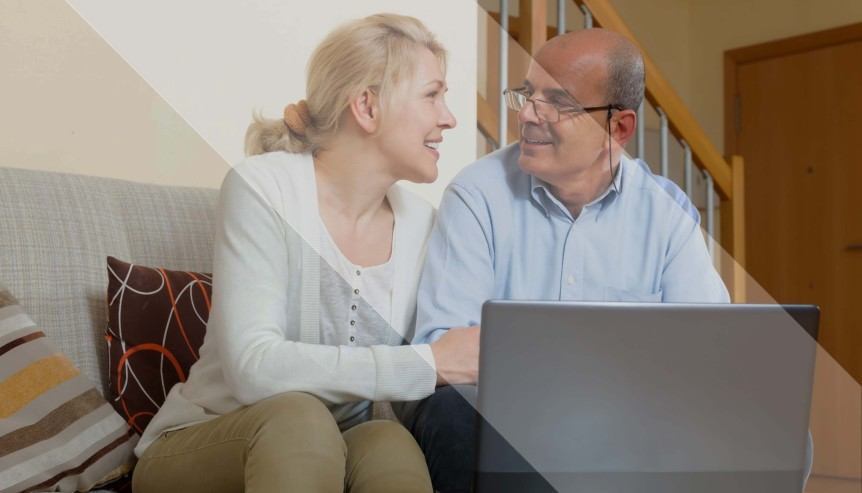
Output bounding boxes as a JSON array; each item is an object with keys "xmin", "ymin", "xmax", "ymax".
[{"xmin": 0, "ymin": 288, "xmax": 136, "ymax": 493}]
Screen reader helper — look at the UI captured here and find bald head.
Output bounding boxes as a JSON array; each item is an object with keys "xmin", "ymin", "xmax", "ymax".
[{"xmin": 536, "ymin": 28, "xmax": 644, "ymax": 110}]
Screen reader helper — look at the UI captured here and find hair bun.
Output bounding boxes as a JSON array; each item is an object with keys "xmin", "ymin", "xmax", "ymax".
[{"xmin": 283, "ymin": 100, "xmax": 312, "ymax": 136}]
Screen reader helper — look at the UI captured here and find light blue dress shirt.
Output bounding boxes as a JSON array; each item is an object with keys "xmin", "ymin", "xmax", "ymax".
[{"xmin": 414, "ymin": 143, "xmax": 729, "ymax": 344}]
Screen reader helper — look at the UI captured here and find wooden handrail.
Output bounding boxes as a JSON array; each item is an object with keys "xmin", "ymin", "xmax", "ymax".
[{"xmin": 574, "ymin": 0, "xmax": 733, "ymax": 199}]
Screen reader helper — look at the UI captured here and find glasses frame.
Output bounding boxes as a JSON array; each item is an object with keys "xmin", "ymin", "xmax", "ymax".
[{"xmin": 503, "ymin": 86, "xmax": 623, "ymax": 123}]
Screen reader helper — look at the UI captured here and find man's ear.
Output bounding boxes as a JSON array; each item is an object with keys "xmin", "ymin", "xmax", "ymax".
[
  {"xmin": 348, "ymin": 88, "xmax": 380, "ymax": 134},
  {"xmin": 611, "ymin": 109, "xmax": 637, "ymax": 148}
]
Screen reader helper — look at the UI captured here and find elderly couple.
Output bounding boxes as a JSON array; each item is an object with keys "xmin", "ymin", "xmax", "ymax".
[{"xmin": 131, "ymin": 12, "xmax": 727, "ymax": 493}]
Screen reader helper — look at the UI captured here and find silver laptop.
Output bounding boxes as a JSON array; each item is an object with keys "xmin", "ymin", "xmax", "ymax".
[{"xmin": 475, "ymin": 301, "xmax": 819, "ymax": 493}]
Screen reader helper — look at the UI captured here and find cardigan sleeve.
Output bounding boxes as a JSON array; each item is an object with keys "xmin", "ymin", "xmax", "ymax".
[{"xmin": 208, "ymin": 164, "xmax": 437, "ymax": 406}]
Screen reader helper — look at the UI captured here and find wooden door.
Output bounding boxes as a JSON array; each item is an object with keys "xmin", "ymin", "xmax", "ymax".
[
  {"xmin": 733, "ymin": 32, "xmax": 862, "ymax": 380},
  {"xmin": 726, "ymin": 24, "xmax": 862, "ymax": 489}
]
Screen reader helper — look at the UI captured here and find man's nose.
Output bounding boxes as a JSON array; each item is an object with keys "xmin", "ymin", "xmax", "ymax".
[{"xmin": 517, "ymin": 100, "xmax": 540, "ymax": 125}]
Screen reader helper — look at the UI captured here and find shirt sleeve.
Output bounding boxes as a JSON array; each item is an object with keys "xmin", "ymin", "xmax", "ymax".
[
  {"xmin": 413, "ymin": 183, "xmax": 496, "ymax": 344},
  {"xmin": 659, "ymin": 206, "xmax": 731, "ymax": 303},
  {"xmin": 209, "ymin": 168, "xmax": 436, "ymax": 406}
]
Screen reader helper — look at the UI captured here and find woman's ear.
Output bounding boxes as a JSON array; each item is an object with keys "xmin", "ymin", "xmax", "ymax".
[{"xmin": 348, "ymin": 88, "xmax": 380, "ymax": 134}]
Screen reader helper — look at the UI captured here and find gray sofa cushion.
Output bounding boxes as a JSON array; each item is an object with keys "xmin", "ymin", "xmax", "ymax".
[{"xmin": 0, "ymin": 167, "xmax": 219, "ymax": 395}]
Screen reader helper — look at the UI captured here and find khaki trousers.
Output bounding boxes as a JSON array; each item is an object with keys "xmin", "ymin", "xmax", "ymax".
[{"xmin": 133, "ymin": 392, "xmax": 433, "ymax": 493}]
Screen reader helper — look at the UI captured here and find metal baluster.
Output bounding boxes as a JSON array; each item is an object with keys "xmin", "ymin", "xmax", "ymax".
[
  {"xmin": 498, "ymin": 0, "xmax": 508, "ymax": 148},
  {"xmin": 683, "ymin": 140, "xmax": 693, "ymax": 197},
  {"xmin": 580, "ymin": 3, "xmax": 593, "ymax": 29},
  {"xmin": 658, "ymin": 107, "xmax": 668, "ymax": 177},
  {"xmin": 636, "ymin": 101, "xmax": 645, "ymax": 160},
  {"xmin": 704, "ymin": 170, "xmax": 716, "ymax": 260},
  {"xmin": 557, "ymin": 0, "xmax": 566, "ymax": 35}
]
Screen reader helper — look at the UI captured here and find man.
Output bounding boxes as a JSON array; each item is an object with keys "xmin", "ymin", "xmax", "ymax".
[{"xmin": 404, "ymin": 28, "xmax": 728, "ymax": 492}]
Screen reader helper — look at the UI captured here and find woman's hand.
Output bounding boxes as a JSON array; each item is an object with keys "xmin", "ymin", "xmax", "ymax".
[{"xmin": 429, "ymin": 326, "xmax": 480, "ymax": 386}]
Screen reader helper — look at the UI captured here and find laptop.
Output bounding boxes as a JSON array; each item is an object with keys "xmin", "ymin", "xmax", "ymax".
[{"xmin": 474, "ymin": 301, "xmax": 819, "ymax": 493}]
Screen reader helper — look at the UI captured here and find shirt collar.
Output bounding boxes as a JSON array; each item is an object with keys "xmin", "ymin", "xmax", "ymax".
[{"xmin": 529, "ymin": 157, "xmax": 626, "ymax": 220}]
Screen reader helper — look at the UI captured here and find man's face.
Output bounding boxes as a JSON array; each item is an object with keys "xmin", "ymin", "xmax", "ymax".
[{"xmin": 517, "ymin": 51, "xmax": 611, "ymax": 185}]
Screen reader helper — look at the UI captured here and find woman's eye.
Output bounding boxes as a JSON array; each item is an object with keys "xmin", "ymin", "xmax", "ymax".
[{"xmin": 427, "ymin": 91, "xmax": 439, "ymax": 98}]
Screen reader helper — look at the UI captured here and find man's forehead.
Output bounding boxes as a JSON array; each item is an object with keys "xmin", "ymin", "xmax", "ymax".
[{"xmin": 525, "ymin": 62, "xmax": 593, "ymax": 101}]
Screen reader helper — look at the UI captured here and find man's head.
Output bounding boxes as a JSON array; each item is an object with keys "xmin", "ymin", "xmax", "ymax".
[{"xmin": 516, "ymin": 29, "xmax": 644, "ymax": 188}]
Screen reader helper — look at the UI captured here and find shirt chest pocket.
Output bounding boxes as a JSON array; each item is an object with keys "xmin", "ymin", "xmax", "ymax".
[{"xmin": 581, "ymin": 284, "xmax": 663, "ymax": 303}]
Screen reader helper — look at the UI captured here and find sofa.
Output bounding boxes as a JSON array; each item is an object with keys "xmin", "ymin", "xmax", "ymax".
[{"xmin": 1, "ymin": 166, "xmax": 218, "ymax": 491}]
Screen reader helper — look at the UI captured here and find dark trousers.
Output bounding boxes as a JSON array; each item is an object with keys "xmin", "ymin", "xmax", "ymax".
[{"xmin": 403, "ymin": 385, "xmax": 479, "ymax": 493}]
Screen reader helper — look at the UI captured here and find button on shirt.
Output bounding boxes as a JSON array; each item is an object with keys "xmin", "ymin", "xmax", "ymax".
[{"xmin": 413, "ymin": 144, "xmax": 730, "ymax": 344}]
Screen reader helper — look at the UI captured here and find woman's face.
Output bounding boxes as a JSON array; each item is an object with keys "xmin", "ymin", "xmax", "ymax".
[{"xmin": 376, "ymin": 47, "xmax": 457, "ymax": 183}]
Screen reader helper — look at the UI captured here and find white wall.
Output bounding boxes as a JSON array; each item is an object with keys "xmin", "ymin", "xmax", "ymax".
[
  {"xmin": 1, "ymin": 0, "xmax": 477, "ymax": 204},
  {"xmin": 0, "ymin": 0, "xmax": 223, "ymax": 188}
]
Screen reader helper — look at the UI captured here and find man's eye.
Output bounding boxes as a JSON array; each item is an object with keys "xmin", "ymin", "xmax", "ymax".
[{"xmin": 427, "ymin": 91, "xmax": 439, "ymax": 98}]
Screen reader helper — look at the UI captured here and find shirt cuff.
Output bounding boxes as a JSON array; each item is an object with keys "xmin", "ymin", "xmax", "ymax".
[{"xmin": 370, "ymin": 343, "xmax": 437, "ymax": 401}]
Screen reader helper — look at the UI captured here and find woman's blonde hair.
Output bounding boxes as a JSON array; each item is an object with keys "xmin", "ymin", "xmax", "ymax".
[{"xmin": 245, "ymin": 13, "xmax": 447, "ymax": 156}]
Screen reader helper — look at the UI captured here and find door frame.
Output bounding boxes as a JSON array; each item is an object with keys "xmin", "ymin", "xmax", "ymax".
[{"xmin": 724, "ymin": 22, "xmax": 862, "ymax": 156}]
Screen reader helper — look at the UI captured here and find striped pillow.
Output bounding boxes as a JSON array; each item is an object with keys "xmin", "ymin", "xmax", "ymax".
[{"xmin": 0, "ymin": 287, "xmax": 136, "ymax": 493}]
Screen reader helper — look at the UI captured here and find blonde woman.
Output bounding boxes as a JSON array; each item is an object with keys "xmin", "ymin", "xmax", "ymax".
[{"xmin": 132, "ymin": 14, "xmax": 479, "ymax": 493}]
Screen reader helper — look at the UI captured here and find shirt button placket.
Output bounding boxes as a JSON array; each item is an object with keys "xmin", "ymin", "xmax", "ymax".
[
  {"xmin": 349, "ymin": 268, "xmax": 361, "ymax": 345},
  {"xmin": 561, "ymin": 223, "xmax": 578, "ymax": 298}
]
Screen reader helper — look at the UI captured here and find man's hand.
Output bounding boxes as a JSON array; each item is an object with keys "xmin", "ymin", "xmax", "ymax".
[{"xmin": 429, "ymin": 326, "xmax": 480, "ymax": 386}]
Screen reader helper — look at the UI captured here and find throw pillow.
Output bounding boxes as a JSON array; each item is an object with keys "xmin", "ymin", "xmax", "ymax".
[
  {"xmin": 0, "ymin": 286, "xmax": 135, "ymax": 492},
  {"xmin": 105, "ymin": 257, "xmax": 211, "ymax": 435}
]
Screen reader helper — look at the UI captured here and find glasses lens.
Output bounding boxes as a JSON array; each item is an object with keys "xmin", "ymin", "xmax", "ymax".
[
  {"xmin": 503, "ymin": 90, "xmax": 563, "ymax": 122},
  {"xmin": 537, "ymin": 102, "xmax": 559, "ymax": 122},
  {"xmin": 505, "ymin": 90, "xmax": 524, "ymax": 112}
]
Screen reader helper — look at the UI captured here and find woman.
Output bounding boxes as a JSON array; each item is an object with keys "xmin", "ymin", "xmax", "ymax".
[{"xmin": 132, "ymin": 14, "xmax": 479, "ymax": 493}]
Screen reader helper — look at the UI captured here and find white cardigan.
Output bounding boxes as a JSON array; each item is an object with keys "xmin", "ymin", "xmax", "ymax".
[{"xmin": 136, "ymin": 152, "xmax": 438, "ymax": 456}]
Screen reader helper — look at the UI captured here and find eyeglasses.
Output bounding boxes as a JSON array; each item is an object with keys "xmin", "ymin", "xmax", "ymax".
[{"xmin": 503, "ymin": 87, "xmax": 622, "ymax": 123}]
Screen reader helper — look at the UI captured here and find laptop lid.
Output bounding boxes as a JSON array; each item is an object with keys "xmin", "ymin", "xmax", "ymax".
[{"xmin": 475, "ymin": 302, "xmax": 819, "ymax": 493}]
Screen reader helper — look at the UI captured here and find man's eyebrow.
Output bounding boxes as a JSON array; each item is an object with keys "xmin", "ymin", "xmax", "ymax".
[
  {"xmin": 544, "ymin": 88, "xmax": 574, "ymax": 101},
  {"xmin": 522, "ymin": 81, "xmax": 574, "ymax": 101}
]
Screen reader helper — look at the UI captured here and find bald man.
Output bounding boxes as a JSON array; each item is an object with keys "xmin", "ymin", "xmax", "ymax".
[{"xmin": 403, "ymin": 29, "xmax": 729, "ymax": 492}]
